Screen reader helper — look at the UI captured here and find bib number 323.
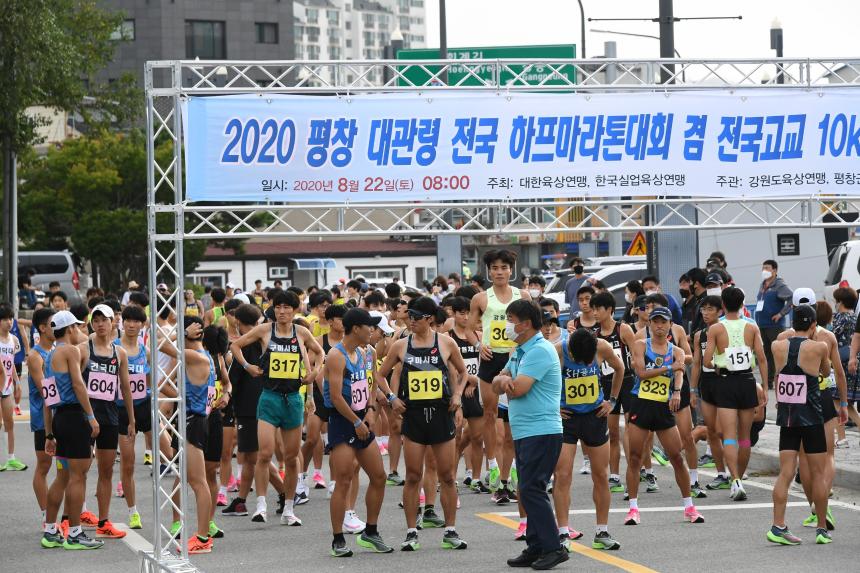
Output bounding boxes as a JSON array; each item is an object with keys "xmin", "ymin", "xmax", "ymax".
[{"xmin": 639, "ymin": 375, "xmax": 670, "ymax": 403}]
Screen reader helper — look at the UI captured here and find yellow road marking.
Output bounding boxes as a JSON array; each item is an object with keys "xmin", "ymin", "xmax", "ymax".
[{"xmin": 476, "ymin": 513, "xmax": 660, "ymax": 573}]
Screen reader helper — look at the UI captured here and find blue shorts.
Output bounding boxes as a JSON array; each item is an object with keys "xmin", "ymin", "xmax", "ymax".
[{"xmin": 328, "ymin": 412, "xmax": 375, "ymax": 450}]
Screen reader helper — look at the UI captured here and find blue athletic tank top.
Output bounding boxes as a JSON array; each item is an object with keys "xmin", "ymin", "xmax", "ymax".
[
  {"xmin": 46, "ymin": 344, "xmax": 78, "ymax": 407},
  {"xmin": 28, "ymin": 345, "xmax": 51, "ymax": 431},
  {"xmin": 115, "ymin": 339, "xmax": 151, "ymax": 406},
  {"xmin": 323, "ymin": 343, "xmax": 369, "ymax": 413},
  {"xmin": 561, "ymin": 348, "xmax": 603, "ymax": 413},
  {"xmin": 186, "ymin": 350, "xmax": 215, "ymax": 416},
  {"xmin": 632, "ymin": 339, "xmax": 674, "ymax": 401}
]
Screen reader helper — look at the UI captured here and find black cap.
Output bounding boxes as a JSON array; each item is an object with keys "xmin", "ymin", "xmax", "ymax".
[
  {"xmin": 409, "ymin": 296, "xmax": 438, "ymax": 317},
  {"xmin": 792, "ymin": 305, "xmax": 816, "ymax": 331},
  {"xmin": 342, "ymin": 308, "xmax": 381, "ymax": 331},
  {"xmin": 705, "ymin": 272, "xmax": 724, "ymax": 286},
  {"xmin": 634, "ymin": 295, "xmax": 648, "ymax": 309},
  {"xmin": 649, "ymin": 306, "xmax": 673, "ymax": 321}
]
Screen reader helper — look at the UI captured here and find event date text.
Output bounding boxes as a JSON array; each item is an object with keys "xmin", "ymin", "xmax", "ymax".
[{"xmin": 262, "ymin": 175, "xmax": 469, "ymax": 194}]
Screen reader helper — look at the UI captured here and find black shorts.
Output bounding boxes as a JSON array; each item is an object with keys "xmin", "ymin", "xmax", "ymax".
[
  {"xmin": 679, "ymin": 374, "xmax": 691, "ymax": 410},
  {"xmin": 779, "ymin": 424, "xmax": 827, "ymax": 454},
  {"xmin": 462, "ymin": 389, "xmax": 483, "ymax": 419},
  {"xmin": 713, "ymin": 371, "xmax": 759, "ymax": 410},
  {"xmin": 14, "ymin": 362, "xmax": 22, "ymax": 377},
  {"xmin": 498, "ymin": 407, "xmax": 509, "ymax": 423},
  {"xmin": 205, "ymin": 411, "xmax": 224, "ymax": 462},
  {"xmin": 34, "ymin": 429, "xmax": 46, "ymax": 452},
  {"xmin": 562, "ymin": 410, "xmax": 609, "ymax": 447},
  {"xmin": 629, "ymin": 396, "xmax": 676, "ymax": 432},
  {"xmin": 328, "ymin": 412, "xmax": 376, "ymax": 450},
  {"xmin": 236, "ymin": 416, "xmax": 259, "ymax": 453},
  {"xmin": 478, "ymin": 351, "xmax": 511, "ymax": 384},
  {"xmin": 821, "ymin": 392, "xmax": 838, "ymax": 423},
  {"xmin": 402, "ymin": 405, "xmax": 456, "ymax": 446},
  {"xmin": 95, "ymin": 425, "xmax": 119, "ymax": 451},
  {"xmin": 222, "ymin": 400, "xmax": 236, "ymax": 427},
  {"xmin": 313, "ymin": 384, "xmax": 330, "ymax": 421},
  {"xmin": 750, "ymin": 408, "xmax": 766, "ymax": 447},
  {"xmin": 118, "ymin": 398, "xmax": 153, "ymax": 436},
  {"xmin": 699, "ymin": 373, "xmax": 719, "ymax": 405},
  {"xmin": 53, "ymin": 405, "xmax": 93, "ymax": 460},
  {"xmin": 601, "ymin": 377, "xmax": 634, "ymax": 415},
  {"xmin": 186, "ymin": 413, "xmax": 209, "ymax": 451}
]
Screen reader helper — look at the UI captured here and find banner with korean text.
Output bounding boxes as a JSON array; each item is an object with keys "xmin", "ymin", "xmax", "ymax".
[{"xmin": 182, "ymin": 90, "xmax": 860, "ymax": 203}]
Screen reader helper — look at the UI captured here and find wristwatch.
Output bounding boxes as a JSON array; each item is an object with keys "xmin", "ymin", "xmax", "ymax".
[
  {"xmin": 45, "ymin": 433, "xmax": 55, "ymax": 441},
  {"xmin": 608, "ymin": 397, "xmax": 618, "ymax": 408},
  {"xmin": 387, "ymin": 392, "xmax": 397, "ymax": 404}
]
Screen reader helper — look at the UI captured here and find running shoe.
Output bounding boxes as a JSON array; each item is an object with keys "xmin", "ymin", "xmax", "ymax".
[
  {"xmin": 252, "ymin": 503, "xmax": 267, "ymax": 523},
  {"xmin": 64, "ymin": 531, "xmax": 104, "ymax": 550},
  {"xmin": 357, "ymin": 531, "xmax": 394, "ymax": 553},
  {"xmin": 697, "ymin": 453, "xmax": 716, "ymax": 468},
  {"xmin": 442, "ymin": 529, "xmax": 468, "ymax": 550},
  {"xmin": 80, "ymin": 511, "xmax": 98, "ymax": 527},
  {"xmin": 187, "ymin": 535, "xmax": 213, "ymax": 554},
  {"xmin": 639, "ymin": 468, "xmax": 647, "ymax": 482},
  {"xmin": 487, "ymin": 466, "xmax": 501, "ymax": 491},
  {"xmin": 169, "ymin": 520, "xmax": 181, "ymax": 539},
  {"xmin": 3, "ymin": 458, "xmax": 28, "ymax": 471},
  {"xmin": 492, "ymin": 489, "xmax": 510, "ymax": 506},
  {"xmin": 401, "ymin": 530, "xmax": 421, "ymax": 551},
  {"xmin": 506, "ymin": 483, "xmax": 518, "ymax": 502},
  {"xmin": 645, "ymin": 473, "xmax": 659, "ymax": 493},
  {"xmin": 96, "ymin": 520, "xmax": 126, "ymax": 539},
  {"xmin": 378, "ymin": 443, "xmax": 389, "ymax": 457},
  {"xmin": 515, "ymin": 521, "xmax": 527, "ymax": 541},
  {"xmin": 222, "ymin": 498, "xmax": 248, "ymax": 516},
  {"xmin": 608, "ymin": 477, "xmax": 625, "ymax": 493},
  {"xmin": 143, "ymin": 451, "xmax": 153, "ymax": 466},
  {"xmin": 510, "ymin": 466, "xmax": 519, "ymax": 490},
  {"xmin": 815, "ymin": 528, "xmax": 832, "ymax": 544},
  {"xmin": 767, "ymin": 525, "xmax": 801, "ymax": 546},
  {"xmin": 421, "ymin": 508, "xmax": 445, "ymax": 528},
  {"xmin": 835, "ymin": 438, "xmax": 849, "ymax": 449},
  {"xmin": 129, "ymin": 512, "xmax": 142, "ymax": 530},
  {"xmin": 343, "ymin": 511, "xmax": 366, "ymax": 534},
  {"xmin": 327, "ymin": 481, "xmax": 336, "ymax": 499},
  {"xmin": 294, "ymin": 491, "xmax": 309, "ymax": 506},
  {"xmin": 802, "ymin": 508, "xmax": 835, "ymax": 530},
  {"xmin": 463, "ymin": 476, "xmax": 473, "ymax": 488},
  {"xmin": 41, "ymin": 530, "xmax": 65, "ymax": 549},
  {"xmin": 216, "ymin": 491, "xmax": 228, "ymax": 507},
  {"xmin": 691, "ymin": 482, "xmax": 708, "ymax": 499},
  {"xmin": 559, "ymin": 532, "xmax": 580, "ymax": 553},
  {"xmin": 312, "ymin": 471, "xmax": 327, "ymax": 489},
  {"xmin": 730, "ymin": 481, "xmax": 747, "ymax": 501},
  {"xmin": 280, "ymin": 512, "xmax": 302, "ymax": 526},
  {"xmin": 115, "ymin": 481, "xmax": 124, "ymax": 498},
  {"xmin": 684, "ymin": 506, "xmax": 705, "ymax": 523},
  {"xmin": 276, "ymin": 493, "xmax": 286, "ymax": 515},
  {"xmin": 706, "ymin": 475, "xmax": 731, "ymax": 490},
  {"xmin": 60, "ymin": 520, "xmax": 70, "ymax": 539},
  {"xmin": 470, "ymin": 480, "xmax": 491, "ymax": 494},
  {"xmin": 623, "ymin": 508, "xmax": 641, "ymax": 525},
  {"xmin": 14, "ymin": 405, "xmax": 21, "ymax": 416},
  {"xmin": 208, "ymin": 521, "xmax": 224, "ymax": 539},
  {"xmin": 592, "ymin": 530, "xmax": 621, "ymax": 550},
  {"xmin": 226, "ymin": 475, "xmax": 239, "ymax": 492},
  {"xmin": 386, "ymin": 471, "xmax": 405, "ymax": 486},
  {"xmin": 579, "ymin": 457, "xmax": 591, "ymax": 475},
  {"xmin": 652, "ymin": 446, "xmax": 669, "ymax": 466},
  {"xmin": 331, "ymin": 538, "xmax": 353, "ymax": 558}
]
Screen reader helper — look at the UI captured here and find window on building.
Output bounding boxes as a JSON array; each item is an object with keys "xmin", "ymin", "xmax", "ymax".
[
  {"xmin": 307, "ymin": 45, "xmax": 321, "ymax": 59},
  {"xmin": 415, "ymin": 267, "xmax": 436, "ymax": 285},
  {"xmin": 378, "ymin": 14, "xmax": 389, "ymax": 28},
  {"xmin": 306, "ymin": 26, "xmax": 320, "ymax": 43},
  {"xmin": 349, "ymin": 268, "xmax": 404, "ymax": 282},
  {"xmin": 398, "ymin": 0, "xmax": 410, "ymax": 11},
  {"xmin": 378, "ymin": 31, "xmax": 389, "ymax": 44},
  {"xmin": 411, "ymin": 0, "xmax": 424, "ymax": 6},
  {"xmin": 345, "ymin": 3, "xmax": 351, "ymax": 11},
  {"xmin": 255, "ymin": 22, "xmax": 278, "ymax": 44},
  {"xmin": 185, "ymin": 20, "xmax": 226, "ymax": 59},
  {"xmin": 330, "ymin": 46, "xmax": 342, "ymax": 59},
  {"xmin": 410, "ymin": 17, "xmax": 424, "ymax": 25},
  {"xmin": 363, "ymin": 31, "xmax": 374, "ymax": 45},
  {"xmin": 346, "ymin": 39, "xmax": 352, "ymax": 48},
  {"xmin": 306, "ymin": 9, "xmax": 319, "ymax": 23},
  {"xmin": 362, "ymin": 13, "xmax": 375, "ymax": 28},
  {"xmin": 110, "ymin": 19, "xmax": 135, "ymax": 41},
  {"xmin": 345, "ymin": 21, "xmax": 351, "ymax": 30},
  {"xmin": 399, "ymin": 16, "xmax": 410, "ymax": 30},
  {"xmin": 327, "ymin": 10, "xmax": 340, "ymax": 25},
  {"xmin": 295, "ymin": 43, "xmax": 303, "ymax": 58}
]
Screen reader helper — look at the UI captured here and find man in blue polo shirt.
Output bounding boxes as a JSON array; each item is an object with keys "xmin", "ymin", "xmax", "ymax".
[{"xmin": 493, "ymin": 299, "xmax": 566, "ymax": 570}]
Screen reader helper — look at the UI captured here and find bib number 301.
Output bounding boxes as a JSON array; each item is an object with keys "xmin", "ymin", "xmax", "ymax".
[{"xmin": 565, "ymin": 375, "xmax": 599, "ymax": 405}]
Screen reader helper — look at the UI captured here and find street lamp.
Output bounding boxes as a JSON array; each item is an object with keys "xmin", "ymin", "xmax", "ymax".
[
  {"xmin": 576, "ymin": 1, "xmax": 586, "ymax": 59},
  {"xmin": 589, "ymin": 28, "xmax": 686, "ymax": 82},
  {"xmin": 770, "ymin": 18, "xmax": 784, "ymax": 84}
]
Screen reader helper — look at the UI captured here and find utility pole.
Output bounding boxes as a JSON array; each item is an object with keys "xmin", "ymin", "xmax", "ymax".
[
  {"xmin": 604, "ymin": 40, "xmax": 622, "ymax": 256},
  {"xmin": 2, "ymin": 139, "xmax": 16, "ymax": 310},
  {"xmin": 770, "ymin": 19, "xmax": 784, "ymax": 84}
]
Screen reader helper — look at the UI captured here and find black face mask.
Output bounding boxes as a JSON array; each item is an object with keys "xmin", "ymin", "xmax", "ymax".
[
  {"xmin": 679, "ymin": 288, "xmax": 691, "ymax": 299},
  {"xmin": 573, "ymin": 265, "xmax": 584, "ymax": 275}
]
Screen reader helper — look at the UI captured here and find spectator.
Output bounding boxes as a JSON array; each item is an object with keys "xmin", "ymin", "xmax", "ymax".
[
  {"xmin": 833, "ymin": 287, "xmax": 858, "ymax": 353},
  {"xmin": 641, "ymin": 275, "xmax": 683, "ymax": 325},
  {"xmin": 18, "ymin": 276, "xmax": 36, "ymax": 310},
  {"xmin": 447, "ymin": 273, "xmax": 462, "ymax": 291},
  {"xmin": 706, "ymin": 251, "xmax": 727, "ymax": 270},
  {"xmin": 526, "ymin": 275, "xmax": 546, "ymax": 299},
  {"xmin": 470, "ymin": 274, "xmax": 488, "ymax": 292},
  {"xmin": 755, "ymin": 259, "xmax": 792, "ymax": 387},
  {"xmin": 273, "ymin": 279, "xmax": 283, "ymax": 289},
  {"xmin": 49, "ymin": 290, "xmax": 68, "ymax": 311},
  {"xmin": 384, "ymin": 282, "xmax": 402, "ymax": 299},
  {"xmin": 48, "ymin": 281, "xmax": 61, "ymax": 293},
  {"xmin": 563, "ymin": 257, "xmax": 589, "ymax": 313},
  {"xmin": 345, "ymin": 279, "xmax": 362, "ymax": 304},
  {"xmin": 430, "ymin": 275, "xmax": 449, "ymax": 303},
  {"xmin": 678, "ymin": 273, "xmax": 696, "ymax": 333},
  {"xmin": 121, "ymin": 280, "xmax": 139, "ymax": 306},
  {"xmin": 252, "ymin": 279, "xmax": 266, "ymax": 300},
  {"xmin": 200, "ymin": 285, "xmax": 213, "ymax": 311},
  {"xmin": 621, "ymin": 280, "xmax": 645, "ymax": 325},
  {"xmin": 686, "ymin": 267, "xmax": 709, "ymax": 334}
]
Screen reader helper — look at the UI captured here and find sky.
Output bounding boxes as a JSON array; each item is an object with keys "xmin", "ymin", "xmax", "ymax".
[{"xmin": 423, "ymin": 1, "xmax": 858, "ymax": 61}]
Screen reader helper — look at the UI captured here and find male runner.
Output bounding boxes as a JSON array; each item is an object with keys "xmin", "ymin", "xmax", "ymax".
[
  {"xmin": 305, "ymin": 291, "xmax": 332, "ymax": 338},
  {"xmin": 767, "ymin": 305, "xmax": 833, "ymax": 545},
  {"xmin": 27, "ymin": 308, "xmax": 56, "ymax": 524},
  {"xmin": 569, "ymin": 285, "xmax": 598, "ymax": 331},
  {"xmin": 554, "ymin": 327, "xmax": 624, "ymax": 551},
  {"xmin": 625, "ymin": 307, "xmax": 704, "ymax": 525},
  {"xmin": 230, "ymin": 291, "xmax": 323, "ymax": 525},
  {"xmin": 704, "ymin": 287, "xmax": 768, "ymax": 501},
  {"xmin": 204, "ymin": 287, "xmax": 228, "ymax": 328},
  {"xmin": 469, "ymin": 249, "xmax": 529, "ymax": 492},
  {"xmin": 0, "ymin": 305, "xmax": 26, "ymax": 470},
  {"xmin": 379, "ymin": 296, "xmax": 468, "ymax": 551}
]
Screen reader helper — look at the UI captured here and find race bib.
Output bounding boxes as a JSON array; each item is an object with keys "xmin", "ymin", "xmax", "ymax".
[
  {"xmin": 1, "ymin": 354, "xmax": 13, "ymax": 392},
  {"xmin": 41, "ymin": 376, "xmax": 60, "ymax": 407},
  {"xmin": 87, "ymin": 371, "xmax": 117, "ymax": 401},
  {"xmin": 565, "ymin": 374, "xmax": 600, "ymax": 405},
  {"xmin": 755, "ymin": 300, "xmax": 764, "ymax": 312},
  {"xmin": 206, "ymin": 384, "xmax": 217, "ymax": 415},
  {"xmin": 269, "ymin": 352, "xmax": 301, "ymax": 379},
  {"xmin": 724, "ymin": 346, "xmax": 752, "ymax": 371},
  {"xmin": 408, "ymin": 370, "xmax": 443, "ymax": 401},
  {"xmin": 464, "ymin": 357, "xmax": 479, "ymax": 377},
  {"xmin": 639, "ymin": 375, "xmax": 671, "ymax": 402},
  {"xmin": 601, "ymin": 348, "xmax": 624, "ymax": 376},
  {"xmin": 489, "ymin": 320, "xmax": 515, "ymax": 349},
  {"xmin": 350, "ymin": 377, "xmax": 369, "ymax": 411},
  {"xmin": 129, "ymin": 373, "xmax": 148, "ymax": 400},
  {"xmin": 776, "ymin": 373, "xmax": 807, "ymax": 404}
]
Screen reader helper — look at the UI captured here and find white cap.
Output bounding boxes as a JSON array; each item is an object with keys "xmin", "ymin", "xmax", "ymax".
[
  {"xmin": 156, "ymin": 282, "xmax": 169, "ymax": 291},
  {"xmin": 369, "ymin": 310, "xmax": 395, "ymax": 334},
  {"xmin": 226, "ymin": 282, "xmax": 236, "ymax": 289},
  {"xmin": 92, "ymin": 303, "xmax": 115, "ymax": 319},
  {"xmin": 233, "ymin": 293, "xmax": 250, "ymax": 304},
  {"xmin": 792, "ymin": 287, "xmax": 817, "ymax": 307},
  {"xmin": 50, "ymin": 310, "xmax": 83, "ymax": 330}
]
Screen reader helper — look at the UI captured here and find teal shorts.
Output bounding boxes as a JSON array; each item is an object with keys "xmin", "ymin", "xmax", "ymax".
[{"xmin": 256, "ymin": 389, "xmax": 304, "ymax": 430}]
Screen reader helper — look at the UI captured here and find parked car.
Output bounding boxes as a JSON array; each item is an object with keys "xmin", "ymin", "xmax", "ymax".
[
  {"xmin": 584, "ymin": 255, "xmax": 646, "ymax": 267},
  {"xmin": 18, "ymin": 251, "xmax": 83, "ymax": 305},
  {"xmin": 544, "ymin": 263, "xmax": 648, "ymax": 313}
]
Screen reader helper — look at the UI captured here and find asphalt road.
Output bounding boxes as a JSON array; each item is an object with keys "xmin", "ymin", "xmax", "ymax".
[{"xmin": 4, "ymin": 417, "xmax": 860, "ymax": 573}]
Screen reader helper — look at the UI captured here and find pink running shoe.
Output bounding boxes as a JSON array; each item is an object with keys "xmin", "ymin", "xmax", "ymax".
[
  {"xmin": 115, "ymin": 481, "xmax": 124, "ymax": 498},
  {"xmin": 624, "ymin": 508, "xmax": 641, "ymax": 525},
  {"xmin": 568, "ymin": 528, "xmax": 584, "ymax": 540},
  {"xmin": 227, "ymin": 475, "xmax": 239, "ymax": 493},
  {"xmin": 378, "ymin": 443, "xmax": 389, "ymax": 456},
  {"xmin": 312, "ymin": 471, "xmax": 327, "ymax": 490},
  {"xmin": 684, "ymin": 506, "xmax": 705, "ymax": 523},
  {"xmin": 419, "ymin": 489, "xmax": 426, "ymax": 506},
  {"xmin": 514, "ymin": 521, "xmax": 527, "ymax": 541},
  {"xmin": 216, "ymin": 492, "xmax": 228, "ymax": 507}
]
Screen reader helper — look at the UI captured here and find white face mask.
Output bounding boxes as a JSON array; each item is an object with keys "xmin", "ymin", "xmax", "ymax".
[
  {"xmin": 762, "ymin": 270, "xmax": 773, "ymax": 280},
  {"xmin": 528, "ymin": 289, "xmax": 541, "ymax": 298},
  {"xmin": 505, "ymin": 321, "xmax": 518, "ymax": 341},
  {"xmin": 645, "ymin": 289, "xmax": 658, "ymax": 296},
  {"xmin": 707, "ymin": 288, "xmax": 722, "ymax": 297},
  {"xmin": 625, "ymin": 293, "xmax": 634, "ymax": 303}
]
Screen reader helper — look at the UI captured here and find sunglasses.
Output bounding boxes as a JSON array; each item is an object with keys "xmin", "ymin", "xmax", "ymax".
[{"xmin": 407, "ymin": 309, "xmax": 431, "ymax": 320}]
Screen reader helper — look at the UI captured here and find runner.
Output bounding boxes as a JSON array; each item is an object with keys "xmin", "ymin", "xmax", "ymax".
[
  {"xmin": 41, "ymin": 310, "xmax": 103, "ymax": 550},
  {"xmin": 553, "ymin": 327, "xmax": 624, "ymax": 551},
  {"xmin": 325, "ymin": 308, "xmax": 395, "ymax": 557},
  {"xmin": 202, "ymin": 325, "xmax": 232, "ymax": 540},
  {"xmin": 767, "ymin": 305, "xmax": 833, "ymax": 546},
  {"xmin": 26, "ymin": 308, "xmax": 56, "ymax": 525},
  {"xmin": 379, "ymin": 296, "xmax": 468, "ymax": 551},
  {"xmin": 703, "ymin": 287, "xmax": 768, "ymax": 501},
  {"xmin": 0, "ymin": 305, "xmax": 26, "ymax": 470},
  {"xmin": 305, "ymin": 291, "xmax": 332, "ymax": 338},
  {"xmin": 78, "ymin": 304, "xmax": 135, "ymax": 539},
  {"xmin": 229, "ymin": 291, "xmax": 323, "ymax": 526},
  {"xmin": 569, "ymin": 285, "xmax": 598, "ymax": 331},
  {"xmin": 625, "ymin": 307, "xmax": 704, "ymax": 525},
  {"xmin": 205, "ymin": 287, "xmax": 228, "ymax": 328},
  {"xmin": 469, "ymin": 249, "xmax": 529, "ymax": 492}
]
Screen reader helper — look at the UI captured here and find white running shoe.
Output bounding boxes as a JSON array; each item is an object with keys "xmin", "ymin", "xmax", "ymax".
[
  {"xmin": 280, "ymin": 512, "xmax": 302, "ymax": 526},
  {"xmin": 327, "ymin": 481, "xmax": 336, "ymax": 499},
  {"xmin": 343, "ymin": 510, "xmax": 366, "ymax": 534},
  {"xmin": 579, "ymin": 457, "xmax": 591, "ymax": 475},
  {"xmin": 252, "ymin": 498, "xmax": 267, "ymax": 523}
]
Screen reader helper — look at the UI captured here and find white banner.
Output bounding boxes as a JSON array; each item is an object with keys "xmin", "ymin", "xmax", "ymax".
[{"xmin": 182, "ymin": 90, "xmax": 860, "ymax": 203}]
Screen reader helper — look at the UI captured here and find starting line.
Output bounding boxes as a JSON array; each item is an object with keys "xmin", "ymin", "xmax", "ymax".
[{"xmin": 490, "ymin": 501, "xmax": 810, "ymax": 517}]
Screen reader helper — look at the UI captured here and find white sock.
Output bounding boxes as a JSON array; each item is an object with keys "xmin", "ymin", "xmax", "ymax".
[
  {"xmin": 128, "ymin": 505, "xmax": 137, "ymax": 516},
  {"xmin": 596, "ymin": 524, "xmax": 608, "ymax": 534},
  {"xmin": 645, "ymin": 468, "xmax": 655, "ymax": 477},
  {"xmin": 465, "ymin": 469, "xmax": 473, "ymax": 479},
  {"xmin": 8, "ymin": 453, "xmax": 16, "ymax": 461},
  {"xmin": 705, "ymin": 445, "xmax": 712, "ymax": 456},
  {"xmin": 718, "ymin": 471, "xmax": 727, "ymax": 479},
  {"xmin": 689, "ymin": 469, "xmax": 698, "ymax": 484},
  {"xmin": 321, "ymin": 432, "xmax": 328, "ymax": 445},
  {"xmin": 683, "ymin": 497, "xmax": 693, "ymax": 509},
  {"xmin": 511, "ymin": 460, "xmax": 516, "ymax": 469},
  {"xmin": 256, "ymin": 495, "xmax": 267, "ymax": 510},
  {"xmin": 488, "ymin": 458, "xmax": 499, "ymax": 470},
  {"xmin": 407, "ymin": 527, "xmax": 418, "ymax": 535},
  {"xmin": 313, "ymin": 467, "xmax": 322, "ymax": 476},
  {"xmin": 284, "ymin": 500, "xmax": 294, "ymax": 515},
  {"xmin": 629, "ymin": 498, "xmax": 639, "ymax": 510},
  {"xmin": 69, "ymin": 525, "xmax": 82, "ymax": 537},
  {"xmin": 610, "ymin": 473, "xmax": 620, "ymax": 481},
  {"xmin": 445, "ymin": 526, "xmax": 456, "ymax": 533},
  {"xmin": 558, "ymin": 526, "xmax": 569, "ymax": 535},
  {"xmin": 45, "ymin": 522, "xmax": 57, "ymax": 534},
  {"xmin": 519, "ymin": 517, "xmax": 527, "ymax": 525},
  {"xmin": 82, "ymin": 502, "xmax": 89, "ymax": 513},
  {"xmin": 41, "ymin": 509, "xmax": 46, "ymax": 523},
  {"xmin": 376, "ymin": 436, "xmax": 384, "ymax": 445},
  {"xmin": 219, "ymin": 486, "xmax": 227, "ymax": 496},
  {"xmin": 145, "ymin": 449, "xmax": 152, "ymax": 456}
]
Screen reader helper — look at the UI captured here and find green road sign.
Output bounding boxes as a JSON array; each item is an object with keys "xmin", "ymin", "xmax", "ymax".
[{"xmin": 396, "ymin": 44, "xmax": 577, "ymax": 87}]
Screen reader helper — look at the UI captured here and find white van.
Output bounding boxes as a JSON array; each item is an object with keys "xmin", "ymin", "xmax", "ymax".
[{"xmin": 824, "ymin": 240, "xmax": 860, "ymax": 303}]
